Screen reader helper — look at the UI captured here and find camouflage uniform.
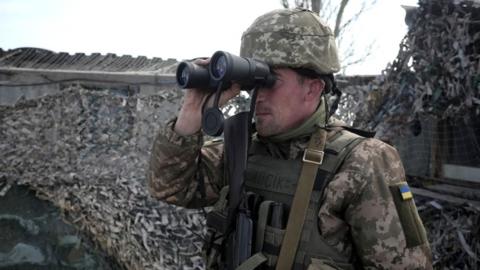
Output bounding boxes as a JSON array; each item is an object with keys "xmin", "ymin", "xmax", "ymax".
[
  {"xmin": 148, "ymin": 119, "xmax": 432, "ymax": 269},
  {"xmin": 148, "ymin": 8, "xmax": 432, "ymax": 269}
]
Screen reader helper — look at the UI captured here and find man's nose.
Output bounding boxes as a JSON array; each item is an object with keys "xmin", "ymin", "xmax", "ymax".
[{"xmin": 256, "ymin": 87, "xmax": 268, "ymax": 101}]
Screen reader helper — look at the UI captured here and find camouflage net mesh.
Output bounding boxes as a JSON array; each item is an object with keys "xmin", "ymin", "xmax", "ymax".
[
  {"xmin": 2, "ymin": 82, "xmax": 480, "ymax": 269},
  {"xmin": 0, "ymin": 85, "xmax": 208, "ymax": 270},
  {"xmin": 416, "ymin": 198, "xmax": 480, "ymax": 269},
  {"xmin": 339, "ymin": 0, "xmax": 480, "ymax": 142},
  {"xmin": 334, "ymin": 0, "xmax": 480, "ymax": 173}
]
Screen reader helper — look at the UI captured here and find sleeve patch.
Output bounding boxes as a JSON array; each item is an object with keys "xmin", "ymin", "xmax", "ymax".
[
  {"xmin": 399, "ymin": 183, "xmax": 413, "ymax": 200},
  {"xmin": 389, "ymin": 182, "xmax": 428, "ymax": 248}
]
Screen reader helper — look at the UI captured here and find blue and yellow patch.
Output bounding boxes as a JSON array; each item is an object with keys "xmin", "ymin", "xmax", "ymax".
[{"xmin": 399, "ymin": 183, "xmax": 413, "ymax": 200}]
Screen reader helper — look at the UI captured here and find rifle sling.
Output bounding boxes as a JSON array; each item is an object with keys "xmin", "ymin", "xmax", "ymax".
[{"xmin": 275, "ymin": 128, "xmax": 327, "ymax": 270}]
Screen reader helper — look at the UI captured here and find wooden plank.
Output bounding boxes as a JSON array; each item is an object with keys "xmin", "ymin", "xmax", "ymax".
[
  {"xmin": 0, "ymin": 67, "xmax": 176, "ymax": 86},
  {"xmin": 443, "ymin": 164, "xmax": 480, "ymax": 183},
  {"xmin": 427, "ymin": 184, "xmax": 480, "ymax": 201},
  {"xmin": 411, "ymin": 187, "xmax": 480, "ymax": 208},
  {"xmin": 409, "ymin": 175, "xmax": 480, "ymax": 189}
]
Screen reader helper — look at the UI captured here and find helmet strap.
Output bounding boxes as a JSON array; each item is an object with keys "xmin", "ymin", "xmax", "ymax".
[
  {"xmin": 328, "ymin": 76, "xmax": 342, "ymax": 118},
  {"xmin": 321, "ymin": 74, "xmax": 342, "ymax": 119}
]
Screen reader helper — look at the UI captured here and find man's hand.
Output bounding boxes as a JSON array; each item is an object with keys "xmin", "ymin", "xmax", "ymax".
[{"xmin": 174, "ymin": 58, "xmax": 241, "ymax": 136}]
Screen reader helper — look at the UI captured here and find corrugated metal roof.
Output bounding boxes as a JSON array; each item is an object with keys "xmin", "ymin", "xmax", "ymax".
[{"xmin": 0, "ymin": 47, "xmax": 178, "ymax": 73}]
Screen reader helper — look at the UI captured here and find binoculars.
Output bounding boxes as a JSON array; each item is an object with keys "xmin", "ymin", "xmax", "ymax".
[
  {"xmin": 176, "ymin": 51, "xmax": 276, "ymax": 137},
  {"xmin": 176, "ymin": 51, "xmax": 276, "ymax": 91}
]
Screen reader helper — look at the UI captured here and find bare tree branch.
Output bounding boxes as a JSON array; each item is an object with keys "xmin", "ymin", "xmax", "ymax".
[
  {"xmin": 312, "ymin": 0, "xmax": 322, "ymax": 14},
  {"xmin": 321, "ymin": 0, "xmax": 338, "ymax": 22},
  {"xmin": 339, "ymin": 2, "xmax": 366, "ymax": 36},
  {"xmin": 339, "ymin": 0, "xmax": 376, "ymax": 34},
  {"xmin": 334, "ymin": 0, "xmax": 349, "ymax": 38},
  {"xmin": 341, "ymin": 40, "xmax": 375, "ymax": 73}
]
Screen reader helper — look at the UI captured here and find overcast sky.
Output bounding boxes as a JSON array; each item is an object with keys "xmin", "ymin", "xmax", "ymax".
[{"xmin": 0, "ymin": 0, "xmax": 418, "ymax": 75}]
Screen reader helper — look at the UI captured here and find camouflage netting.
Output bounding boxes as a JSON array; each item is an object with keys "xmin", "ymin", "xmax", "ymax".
[
  {"xmin": 1, "ymin": 84, "xmax": 479, "ymax": 269},
  {"xmin": 344, "ymin": 0, "xmax": 480, "ymax": 141},
  {"xmin": 416, "ymin": 198, "xmax": 480, "ymax": 269},
  {"xmin": 0, "ymin": 85, "xmax": 209, "ymax": 270},
  {"xmin": 334, "ymin": 75, "xmax": 379, "ymax": 126}
]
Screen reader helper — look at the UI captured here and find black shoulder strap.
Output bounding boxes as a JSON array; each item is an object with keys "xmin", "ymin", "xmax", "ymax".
[{"xmin": 339, "ymin": 125, "xmax": 376, "ymax": 138}]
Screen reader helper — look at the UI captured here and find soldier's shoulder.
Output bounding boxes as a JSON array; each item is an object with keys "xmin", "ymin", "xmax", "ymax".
[
  {"xmin": 326, "ymin": 123, "xmax": 398, "ymax": 156},
  {"xmin": 337, "ymin": 131, "xmax": 405, "ymax": 186},
  {"xmin": 348, "ymin": 135, "xmax": 401, "ymax": 162}
]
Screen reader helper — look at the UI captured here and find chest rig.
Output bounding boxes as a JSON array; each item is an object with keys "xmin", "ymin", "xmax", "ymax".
[
  {"xmin": 207, "ymin": 127, "xmax": 367, "ymax": 270},
  {"xmin": 244, "ymin": 128, "xmax": 365, "ymax": 270}
]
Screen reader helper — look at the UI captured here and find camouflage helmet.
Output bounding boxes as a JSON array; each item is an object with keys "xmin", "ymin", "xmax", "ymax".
[{"xmin": 240, "ymin": 8, "xmax": 340, "ymax": 74}]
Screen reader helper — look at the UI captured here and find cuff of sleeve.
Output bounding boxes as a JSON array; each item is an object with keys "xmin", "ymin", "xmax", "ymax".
[{"xmin": 163, "ymin": 118, "xmax": 203, "ymax": 147}]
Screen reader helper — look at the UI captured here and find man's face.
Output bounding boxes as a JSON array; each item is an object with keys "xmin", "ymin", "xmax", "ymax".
[{"xmin": 254, "ymin": 68, "xmax": 321, "ymax": 137}]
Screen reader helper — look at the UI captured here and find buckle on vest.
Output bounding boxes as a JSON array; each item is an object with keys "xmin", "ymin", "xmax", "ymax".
[{"xmin": 302, "ymin": 149, "xmax": 324, "ymax": 165}]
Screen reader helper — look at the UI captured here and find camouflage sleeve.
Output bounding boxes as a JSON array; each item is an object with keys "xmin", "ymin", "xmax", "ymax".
[
  {"xmin": 147, "ymin": 118, "xmax": 225, "ymax": 208},
  {"xmin": 318, "ymin": 138, "xmax": 433, "ymax": 269}
]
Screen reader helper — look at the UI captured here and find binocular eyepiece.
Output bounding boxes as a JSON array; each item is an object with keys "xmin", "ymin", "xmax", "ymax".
[{"xmin": 176, "ymin": 51, "xmax": 276, "ymax": 91}]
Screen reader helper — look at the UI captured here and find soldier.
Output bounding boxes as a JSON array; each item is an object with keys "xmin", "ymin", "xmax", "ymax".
[{"xmin": 148, "ymin": 8, "xmax": 432, "ymax": 269}]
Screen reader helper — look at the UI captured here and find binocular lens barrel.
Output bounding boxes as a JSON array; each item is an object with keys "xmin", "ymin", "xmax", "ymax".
[
  {"xmin": 210, "ymin": 51, "xmax": 275, "ymax": 89},
  {"xmin": 210, "ymin": 51, "xmax": 251, "ymax": 82},
  {"xmin": 176, "ymin": 61, "xmax": 210, "ymax": 89},
  {"xmin": 175, "ymin": 51, "xmax": 275, "ymax": 90}
]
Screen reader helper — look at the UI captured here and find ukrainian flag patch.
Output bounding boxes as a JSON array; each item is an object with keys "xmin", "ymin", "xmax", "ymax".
[{"xmin": 399, "ymin": 183, "xmax": 413, "ymax": 200}]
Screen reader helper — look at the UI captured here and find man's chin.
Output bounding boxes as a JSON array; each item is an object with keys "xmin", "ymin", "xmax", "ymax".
[{"xmin": 256, "ymin": 123, "xmax": 273, "ymax": 137}]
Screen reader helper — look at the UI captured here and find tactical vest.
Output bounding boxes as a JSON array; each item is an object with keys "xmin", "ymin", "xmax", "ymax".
[{"xmin": 242, "ymin": 128, "xmax": 366, "ymax": 270}]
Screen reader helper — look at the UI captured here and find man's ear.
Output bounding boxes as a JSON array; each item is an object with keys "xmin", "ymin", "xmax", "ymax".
[{"xmin": 305, "ymin": 78, "xmax": 325, "ymax": 102}]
